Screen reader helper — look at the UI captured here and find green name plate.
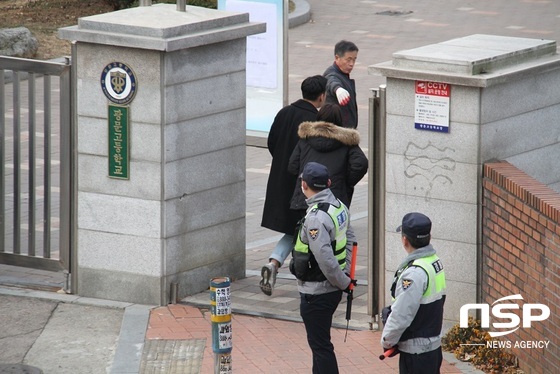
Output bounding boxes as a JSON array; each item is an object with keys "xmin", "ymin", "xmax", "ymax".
[{"xmin": 108, "ymin": 105, "xmax": 129, "ymax": 179}]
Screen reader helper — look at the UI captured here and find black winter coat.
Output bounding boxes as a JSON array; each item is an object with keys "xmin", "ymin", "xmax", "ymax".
[
  {"xmin": 261, "ymin": 100, "xmax": 319, "ymax": 234},
  {"xmin": 288, "ymin": 121, "xmax": 368, "ymax": 210}
]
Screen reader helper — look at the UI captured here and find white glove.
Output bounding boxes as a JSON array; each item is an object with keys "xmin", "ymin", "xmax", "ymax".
[{"xmin": 335, "ymin": 87, "xmax": 351, "ymax": 106}]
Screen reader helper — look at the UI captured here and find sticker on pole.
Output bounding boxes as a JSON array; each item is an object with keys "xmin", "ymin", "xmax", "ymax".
[
  {"xmin": 215, "ymin": 286, "xmax": 231, "ymax": 316},
  {"xmin": 218, "ymin": 322, "xmax": 233, "ymax": 349},
  {"xmin": 219, "ymin": 353, "xmax": 232, "ymax": 373},
  {"xmin": 414, "ymin": 81, "xmax": 450, "ymax": 133}
]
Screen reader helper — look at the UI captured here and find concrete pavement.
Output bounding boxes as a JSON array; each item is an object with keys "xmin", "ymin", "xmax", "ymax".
[
  {"xmin": 0, "ymin": 288, "xmax": 128, "ymax": 373},
  {"xmin": 0, "ymin": 285, "xmax": 479, "ymax": 374}
]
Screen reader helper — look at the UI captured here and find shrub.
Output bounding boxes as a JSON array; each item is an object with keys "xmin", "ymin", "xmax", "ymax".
[
  {"xmin": 103, "ymin": 0, "xmax": 217, "ymax": 11},
  {"xmin": 103, "ymin": 0, "xmax": 135, "ymax": 10},
  {"xmin": 442, "ymin": 317, "xmax": 522, "ymax": 374},
  {"xmin": 188, "ymin": 0, "xmax": 217, "ymax": 8}
]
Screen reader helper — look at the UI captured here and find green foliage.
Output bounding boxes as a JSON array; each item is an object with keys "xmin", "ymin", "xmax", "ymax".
[
  {"xmin": 153, "ymin": 0, "xmax": 217, "ymax": 7},
  {"xmin": 103, "ymin": 0, "xmax": 135, "ymax": 10},
  {"xmin": 103, "ymin": 0, "xmax": 216, "ymax": 11},
  {"xmin": 442, "ymin": 317, "xmax": 522, "ymax": 374},
  {"xmin": 188, "ymin": 0, "xmax": 217, "ymax": 8}
]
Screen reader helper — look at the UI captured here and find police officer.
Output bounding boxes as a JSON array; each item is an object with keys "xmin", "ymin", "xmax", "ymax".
[
  {"xmin": 290, "ymin": 162, "xmax": 357, "ymax": 374},
  {"xmin": 381, "ymin": 212, "xmax": 447, "ymax": 374}
]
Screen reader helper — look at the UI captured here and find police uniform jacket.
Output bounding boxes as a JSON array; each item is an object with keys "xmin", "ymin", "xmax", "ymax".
[
  {"xmin": 296, "ymin": 188, "xmax": 355, "ymax": 295},
  {"xmin": 381, "ymin": 245, "xmax": 446, "ymax": 354}
]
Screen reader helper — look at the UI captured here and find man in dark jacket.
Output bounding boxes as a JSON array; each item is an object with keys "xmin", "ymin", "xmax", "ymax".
[
  {"xmin": 323, "ymin": 40, "xmax": 359, "ymax": 128},
  {"xmin": 260, "ymin": 75, "xmax": 327, "ymax": 296}
]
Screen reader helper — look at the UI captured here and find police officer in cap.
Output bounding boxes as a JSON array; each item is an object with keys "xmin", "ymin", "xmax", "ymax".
[
  {"xmin": 381, "ymin": 212, "xmax": 447, "ymax": 374},
  {"xmin": 290, "ymin": 161, "xmax": 357, "ymax": 374}
]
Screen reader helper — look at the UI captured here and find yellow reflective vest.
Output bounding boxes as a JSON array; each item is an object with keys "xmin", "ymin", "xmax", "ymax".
[
  {"xmin": 392, "ymin": 253, "xmax": 447, "ymax": 341},
  {"xmin": 292, "ymin": 202, "xmax": 347, "ymax": 281}
]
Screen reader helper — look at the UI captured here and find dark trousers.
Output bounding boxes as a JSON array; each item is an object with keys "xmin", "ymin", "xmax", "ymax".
[
  {"xmin": 300, "ymin": 290, "xmax": 343, "ymax": 374},
  {"xmin": 399, "ymin": 347, "xmax": 443, "ymax": 374}
]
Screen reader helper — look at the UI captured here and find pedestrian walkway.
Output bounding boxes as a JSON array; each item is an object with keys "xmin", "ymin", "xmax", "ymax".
[
  {"xmin": 0, "ymin": 277, "xmax": 481, "ymax": 374},
  {"xmin": 143, "ymin": 303, "xmax": 466, "ymax": 374}
]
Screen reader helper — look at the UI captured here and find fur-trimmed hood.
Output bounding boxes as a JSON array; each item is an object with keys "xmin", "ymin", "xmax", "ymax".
[
  {"xmin": 288, "ymin": 120, "xmax": 369, "ymax": 211},
  {"xmin": 298, "ymin": 121, "xmax": 361, "ymax": 149}
]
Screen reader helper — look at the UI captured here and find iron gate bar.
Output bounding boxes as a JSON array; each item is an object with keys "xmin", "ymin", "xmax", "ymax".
[
  {"xmin": 13, "ymin": 71, "xmax": 21, "ymax": 255},
  {"xmin": 0, "ymin": 56, "xmax": 68, "ymax": 76},
  {"xmin": 59, "ymin": 58, "xmax": 71, "ymax": 269},
  {"xmin": 28, "ymin": 72, "xmax": 36, "ymax": 257},
  {"xmin": 44, "ymin": 75, "xmax": 52, "ymax": 259},
  {"xmin": 70, "ymin": 44, "xmax": 77, "ymax": 293},
  {"xmin": 0, "ymin": 70, "xmax": 4, "ymax": 254}
]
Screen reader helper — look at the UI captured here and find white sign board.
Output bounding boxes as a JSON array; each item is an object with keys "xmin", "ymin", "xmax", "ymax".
[
  {"xmin": 225, "ymin": 0, "xmax": 277, "ymax": 89},
  {"xmin": 219, "ymin": 0, "xmax": 287, "ymax": 133},
  {"xmin": 414, "ymin": 81, "xmax": 450, "ymax": 133}
]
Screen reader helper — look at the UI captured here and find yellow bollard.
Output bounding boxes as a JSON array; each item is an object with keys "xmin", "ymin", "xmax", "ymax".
[{"xmin": 210, "ymin": 277, "xmax": 232, "ymax": 373}]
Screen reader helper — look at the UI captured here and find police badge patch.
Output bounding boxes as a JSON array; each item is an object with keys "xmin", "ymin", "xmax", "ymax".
[
  {"xmin": 309, "ymin": 228, "xmax": 319, "ymax": 240},
  {"xmin": 402, "ymin": 279, "xmax": 413, "ymax": 290}
]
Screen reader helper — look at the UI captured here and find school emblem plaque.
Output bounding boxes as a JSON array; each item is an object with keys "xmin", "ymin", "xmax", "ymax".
[{"xmin": 100, "ymin": 62, "xmax": 137, "ymax": 105}]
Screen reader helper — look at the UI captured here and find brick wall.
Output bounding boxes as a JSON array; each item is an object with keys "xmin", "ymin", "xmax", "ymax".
[{"xmin": 483, "ymin": 161, "xmax": 560, "ymax": 373}]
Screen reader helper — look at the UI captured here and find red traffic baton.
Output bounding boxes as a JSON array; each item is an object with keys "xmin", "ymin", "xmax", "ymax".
[
  {"xmin": 379, "ymin": 347, "xmax": 398, "ymax": 360},
  {"xmin": 344, "ymin": 242, "xmax": 358, "ymax": 343}
]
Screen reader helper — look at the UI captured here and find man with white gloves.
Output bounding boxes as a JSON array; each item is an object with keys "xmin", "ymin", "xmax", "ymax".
[{"xmin": 323, "ymin": 40, "xmax": 359, "ymax": 128}]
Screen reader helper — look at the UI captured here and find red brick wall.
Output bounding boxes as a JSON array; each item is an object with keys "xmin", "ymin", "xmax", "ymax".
[{"xmin": 483, "ymin": 161, "xmax": 560, "ymax": 373}]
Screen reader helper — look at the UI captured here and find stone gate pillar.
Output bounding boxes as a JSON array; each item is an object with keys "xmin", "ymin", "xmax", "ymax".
[
  {"xmin": 370, "ymin": 34, "xmax": 560, "ymax": 323},
  {"xmin": 59, "ymin": 4, "xmax": 265, "ymax": 305}
]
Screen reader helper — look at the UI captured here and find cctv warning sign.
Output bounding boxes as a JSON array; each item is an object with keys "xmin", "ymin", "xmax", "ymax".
[{"xmin": 414, "ymin": 81, "xmax": 450, "ymax": 133}]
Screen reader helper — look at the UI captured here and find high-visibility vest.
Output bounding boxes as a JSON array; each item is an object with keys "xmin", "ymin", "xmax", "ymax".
[
  {"xmin": 292, "ymin": 202, "xmax": 347, "ymax": 281},
  {"xmin": 392, "ymin": 254, "xmax": 447, "ymax": 341}
]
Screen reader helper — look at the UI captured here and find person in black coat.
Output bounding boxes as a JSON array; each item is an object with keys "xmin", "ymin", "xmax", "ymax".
[
  {"xmin": 260, "ymin": 75, "xmax": 327, "ymax": 296},
  {"xmin": 288, "ymin": 103, "xmax": 368, "ymax": 211}
]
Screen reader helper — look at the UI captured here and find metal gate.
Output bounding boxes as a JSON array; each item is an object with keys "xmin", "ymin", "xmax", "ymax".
[{"xmin": 0, "ymin": 56, "xmax": 73, "ymax": 275}]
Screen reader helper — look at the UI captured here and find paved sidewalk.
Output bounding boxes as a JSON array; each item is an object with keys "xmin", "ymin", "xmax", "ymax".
[
  {"xmin": 0, "ymin": 283, "xmax": 479, "ymax": 374},
  {"xmin": 143, "ymin": 304, "xmax": 467, "ymax": 374}
]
